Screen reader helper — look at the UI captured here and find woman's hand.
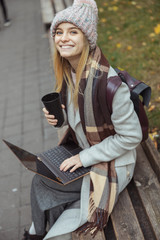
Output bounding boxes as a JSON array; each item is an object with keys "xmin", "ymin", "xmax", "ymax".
[
  {"xmin": 60, "ymin": 154, "xmax": 82, "ymax": 172},
  {"xmin": 43, "ymin": 105, "xmax": 65, "ymax": 126}
]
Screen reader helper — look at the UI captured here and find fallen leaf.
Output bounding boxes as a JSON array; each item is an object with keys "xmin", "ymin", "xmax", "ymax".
[
  {"xmin": 134, "ymin": 180, "xmax": 141, "ymax": 187},
  {"xmin": 108, "ymin": 6, "xmax": 118, "ymax": 11},
  {"xmin": 117, "ymin": 66, "xmax": 124, "ymax": 71},
  {"xmin": 99, "ymin": 8, "xmax": 104, "ymax": 13},
  {"xmin": 151, "ymin": 127, "xmax": 158, "ymax": 133},
  {"xmin": 149, "ymin": 133, "xmax": 154, "ymax": 141},
  {"xmin": 127, "ymin": 45, "xmax": 133, "ymax": 50},
  {"xmin": 154, "ymin": 23, "xmax": 160, "ymax": 34},
  {"xmin": 131, "ymin": 1, "xmax": 137, "ymax": 5},
  {"xmin": 148, "ymin": 105, "xmax": 155, "ymax": 111},
  {"xmin": 108, "ymin": 36, "xmax": 113, "ymax": 40},
  {"xmin": 115, "ymin": 27, "xmax": 120, "ymax": 31},
  {"xmin": 136, "ymin": 5, "xmax": 142, "ymax": 9},
  {"xmin": 142, "ymin": 42, "xmax": 147, "ymax": 46},
  {"xmin": 155, "ymin": 97, "xmax": 160, "ymax": 102},
  {"xmin": 149, "ymin": 132, "xmax": 159, "ymax": 149},
  {"xmin": 116, "ymin": 43, "xmax": 121, "ymax": 48},
  {"xmin": 108, "ymin": 7, "xmax": 113, "ymax": 11},
  {"xmin": 149, "ymin": 132, "xmax": 158, "ymax": 148},
  {"xmin": 100, "ymin": 18, "xmax": 107, "ymax": 23},
  {"xmin": 154, "ymin": 141, "xmax": 158, "ymax": 149},
  {"xmin": 149, "ymin": 33, "xmax": 156, "ymax": 38},
  {"xmin": 112, "ymin": 6, "xmax": 118, "ymax": 11}
]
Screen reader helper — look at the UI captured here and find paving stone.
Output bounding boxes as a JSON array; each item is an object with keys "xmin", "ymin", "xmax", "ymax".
[
  {"xmin": 20, "ymin": 205, "xmax": 32, "ymax": 227},
  {"xmin": 23, "ymin": 117, "xmax": 42, "ymax": 133},
  {"xmin": 23, "ymin": 101, "xmax": 40, "ymax": 114},
  {"xmin": 22, "ymin": 133, "xmax": 43, "ymax": 153},
  {"xmin": 0, "ymin": 207, "xmax": 19, "ymax": 230},
  {"xmin": 0, "ymin": 228, "xmax": 19, "ymax": 240},
  {"xmin": 22, "ymin": 129, "xmax": 43, "ymax": 146},
  {"xmin": 44, "ymin": 138, "xmax": 59, "ymax": 151},
  {"xmin": 4, "ymin": 111, "xmax": 22, "ymax": 127},
  {"xmin": 0, "ymin": 174, "xmax": 20, "ymax": 195},
  {"xmin": 23, "ymin": 110, "xmax": 42, "ymax": 124},
  {"xmin": 0, "ymin": 149, "xmax": 21, "ymax": 176},
  {"xmin": 44, "ymin": 125, "xmax": 58, "ymax": 140},
  {"xmin": 3, "ymin": 123, "xmax": 22, "ymax": 138},
  {"xmin": 7, "ymin": 95, "xmax": 23, "ymax": 109},
  {"xmin": 0, "ymin": 190, "xmax": 20, "ymax": 211},
  {"xmin": 20, "ymin": 186, "xmax": 31, "ymax": 206},
  {"xmin": 20, "ymin": 167, "xmax": 35, "ymax": 188},
  {"xmin": 5, "ymin": 104, "xmax": 23, "ymax": 118},
  {"xmin": 1, "ymin": 134, "xmax": 22, "ymax": 150}
]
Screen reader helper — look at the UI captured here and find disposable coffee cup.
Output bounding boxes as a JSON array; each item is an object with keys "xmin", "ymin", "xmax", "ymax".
[{"xmin": 41, "ymin": 92, "xmax": 64, "ymax": 127}]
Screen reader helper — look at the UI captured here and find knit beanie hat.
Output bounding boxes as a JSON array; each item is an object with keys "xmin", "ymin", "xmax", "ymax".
[{"xmin": 50, "ymin": 0, "xmax": 98, "ymax": 50}]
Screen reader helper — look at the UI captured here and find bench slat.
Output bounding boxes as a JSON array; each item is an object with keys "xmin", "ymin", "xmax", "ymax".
[
  {"xmin": 141, "ymin": 137, "xmax": 160, "ymax": 182},
  {"xmin": 48, "ymin": 31, "xmax": 55, "ymax": 60},
  {"xmin": 65, "ymin": 0, "xmax": 73, "ymax": 8},
  {"xmin": 134, "ymin": 145, "xmax": 160, "ymax": 239},
  {"xmin": 72, "ymin": 229, "xmax": 105, "ymax": 240},
  {"xmin": 40, "ymin": 0, "xmax": 54, "ymax": 25},
  {"xmin": 53, "ymin": 0, "xmax": 65, "ymax": 13},
  {"xmin": 111, "ymin": 188, "xmax": 144, "ymax": 240}
]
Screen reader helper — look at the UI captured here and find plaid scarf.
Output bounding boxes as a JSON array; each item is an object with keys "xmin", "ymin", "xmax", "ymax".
[
  {"xmin": 61, "ymin": 46, "xmax": 118, "ymax": 237},
  {"xmin": 76, "ymin": 47, "xmax": 118, "ymax": 237}
]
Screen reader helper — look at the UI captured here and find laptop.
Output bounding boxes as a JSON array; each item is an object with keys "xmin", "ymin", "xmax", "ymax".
[{"xmin": 3, "ymin": 139, "xmax": 90, "ymax": 185}]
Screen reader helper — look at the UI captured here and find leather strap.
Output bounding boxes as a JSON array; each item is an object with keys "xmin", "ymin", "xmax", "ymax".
[{"xmin": 106, "ymin": 76, "xmax": 122, "ymax": 114}]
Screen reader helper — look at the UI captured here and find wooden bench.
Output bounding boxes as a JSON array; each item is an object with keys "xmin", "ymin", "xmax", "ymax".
[
  {"xmin": 71, "ymin": 141, "xmax": 160, "ymax": 240},
  {"xmin": 40, "ymin": 0, "xmax": 54, "ymax": 30},
  {"xmin": 40, "ymin": 1, "xmax": 160, "ymax": 239}
]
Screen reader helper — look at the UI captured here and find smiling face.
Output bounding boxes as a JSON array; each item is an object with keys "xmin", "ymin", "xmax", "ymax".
[{"xmin": 54, "ymin": 22, "xmax": 85, "ymax": 69}]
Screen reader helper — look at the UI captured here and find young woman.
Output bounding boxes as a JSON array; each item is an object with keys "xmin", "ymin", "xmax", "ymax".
[{"xmin": 23, "ymin": 0, "xmax": 142, "ymax": 239}]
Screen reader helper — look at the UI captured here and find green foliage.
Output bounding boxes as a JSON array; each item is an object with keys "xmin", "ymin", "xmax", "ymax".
[{"xmin": 96, "ymin": 0, "xmax": 160, "ymax": 130}]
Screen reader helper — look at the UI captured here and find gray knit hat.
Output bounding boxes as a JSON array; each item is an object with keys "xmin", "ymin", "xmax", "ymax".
[{"xmin": 50, "ymin": 0, "xmax": 98, "ymax": 50}]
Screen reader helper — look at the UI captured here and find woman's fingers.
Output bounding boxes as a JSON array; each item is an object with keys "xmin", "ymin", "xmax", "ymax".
[
  {"xmin": 42, "ymin": 107, "xmax": 48, "ymax": 114},
  {"xmin": 60, "ymin": 155, "xmax": 82, "ymax": 172},
  {"xmin": 69, "ymin": 164, "xmax": 80, "ymax": 173},
  {"xmin": 43, "ymin": 108, "xmax": 53, "ymax": 118},
  {"xmin": 42, "ymin": 107, "xmax": 58, "ymax": 126},
  {"xmin": 47, "ymin": 119, "xmax": 58, "ymax": 124}
]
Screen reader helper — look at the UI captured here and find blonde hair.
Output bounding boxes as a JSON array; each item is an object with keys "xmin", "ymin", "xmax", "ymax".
[{"xmin": 53, "ymin": 37, "xmax": 90, "ymax": 108}]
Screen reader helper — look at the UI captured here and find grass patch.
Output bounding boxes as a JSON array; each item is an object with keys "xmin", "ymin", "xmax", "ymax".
[{"xmin": 96, "ymin": 0, "xmax": 160, "ymax": 133}]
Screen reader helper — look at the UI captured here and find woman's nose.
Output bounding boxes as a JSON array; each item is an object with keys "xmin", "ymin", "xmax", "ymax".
[{"xmin": 61, "ymin": 33, "xmax": 69, "ymax": 41}]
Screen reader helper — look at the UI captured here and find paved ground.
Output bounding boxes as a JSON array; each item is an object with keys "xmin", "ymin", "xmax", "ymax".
[{"xmin": 0, "ymin": 0, "xmax": 59, "ymax": 239}]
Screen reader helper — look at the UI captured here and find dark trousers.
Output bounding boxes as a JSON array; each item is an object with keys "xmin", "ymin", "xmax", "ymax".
[{"xmin": 0, "ymin": 0, "xmax": 8, "ymax": 21}]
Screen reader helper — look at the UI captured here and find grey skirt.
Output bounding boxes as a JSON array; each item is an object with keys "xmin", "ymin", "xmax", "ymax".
[{"xmin": 31, "ymin": 174, "xmax": 83, "ymax": 235}]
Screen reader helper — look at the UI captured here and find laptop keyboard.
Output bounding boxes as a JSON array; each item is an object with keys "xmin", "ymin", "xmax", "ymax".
[{"xmin": 40, "ymin": 146, "xmax": 90, "ymax": 181}]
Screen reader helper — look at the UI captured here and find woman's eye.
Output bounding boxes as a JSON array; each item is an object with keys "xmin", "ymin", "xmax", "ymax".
[
  {"xmin": 71, "ymin": 31, "xmax": 77, "ymax": 34},
  {"xmin": 56, "ymin": 31, "xmax": 62, "ymax": 35}
]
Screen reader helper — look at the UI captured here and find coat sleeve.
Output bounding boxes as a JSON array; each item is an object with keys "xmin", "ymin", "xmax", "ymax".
[{"xmin": 79, "ymin": 82, "xmax": 142, "ymax": 167}]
